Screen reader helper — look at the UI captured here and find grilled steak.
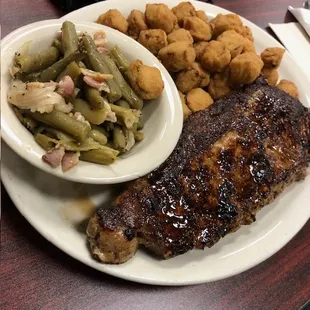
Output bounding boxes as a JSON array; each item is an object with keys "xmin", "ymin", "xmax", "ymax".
[{"xmin": 87, "ymin": 77, "xmax": 310, "ymax": 264}]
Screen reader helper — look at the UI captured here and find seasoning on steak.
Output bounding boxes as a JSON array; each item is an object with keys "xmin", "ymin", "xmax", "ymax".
[{"xmin": 87, "ymin": 77, "xmax": 310, "ymax": 264}]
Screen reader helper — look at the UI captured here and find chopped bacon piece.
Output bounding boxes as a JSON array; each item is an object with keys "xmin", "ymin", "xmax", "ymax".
[
  {"xmin": 57, "ymin": 75, "xmax": 75, "ymax": 97},
  {"xmin": 61, "ymin": 152, "xmax": 80, "ymax": 172},
  {"xmin": 42, "ymin": 147, "xmax": 65, "ymax": 169},
  {"xmin": 83, "ymin": 76, "xmax": 110, "ymax": 93},
  {"xmin": 97, "ymin": 46, "xmax": 109, "ymax": 55},
  {"xmin": 94, "ymin": 31, "xmax": 106, "ymax": 41},
  {"xmin": 94, "ymin": 31, "xmax": 107, "ymax": 47},
  {"xmin": 81, "ymin": 68, "xmax": 113, "ymax": 81}
]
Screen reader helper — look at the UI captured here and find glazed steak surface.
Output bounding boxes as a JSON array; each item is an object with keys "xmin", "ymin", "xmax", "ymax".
[{"xmin": 87, "ymin": 77, "xmax": 310, "ymax": 264}]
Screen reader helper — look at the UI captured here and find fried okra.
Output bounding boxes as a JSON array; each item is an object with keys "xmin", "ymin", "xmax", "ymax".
[
  {"xmin": 207, "ymin": 71, "xmax": 232, "ymax": 99},
  {"xmin": 128, "ymin": 60, "xmax": 164, "ymax": 100},
  {"xmin": 261, "ymin": 47, "xmax": 285, "ymax": 69},
  {"xmin": 217, "ymin": 30, "xmax": 244, "ymax": 58},
  {"xmin": 167, "ymin": 28, "xmax": 194, "ymax": 44},
  {"xmin": 172, "ymin": 2, "xmax": 196, "ymax": 27},
  {"xmin": 196, "ymin": 10, "xmax": 208, "ymax": 23},
  {"xmin": 175, "ymin": 62, "xmax": 210, "ymax": 93},
  {"xmin": 235, "ymin": 25, "xmax": 254, "ymax": 41},
  {"xmin": 145, "ymin": 3, "xmax": 178, "ymax": 34},
  {"xmin": 210, "ymin": 13, "xmax": 243, "ymax": 38},
  {"xmin": 229, "ymin": 52, "xmax": 263, "ymax": 85},
  {"xmin": 138, "ymin": 29, "xmax": 168, "ymax": 55},
  {"xmin": 193, "ymin": 41, "xmax": 209, "ymax": 61},
  {"xmin": 262, "ymin": 67, "xmax": 278, "ymax": 86},
  {"xmin": 276, "ymin": 79, "xmax": 299, "ymax": 99},
  {"xmin": 201, "ymin": 40, "xmax": 231, "ymax": 73},
  {"xmin": 127, "ymin": 10, "xmax": 148, "ymax": 39},
  {"xmin": 184, "ymin": 16, "xmax": 212, "ymax": 41},
  {"xmin": 178, "ymin": 90, "xmax": 192, "ymax": 119},
  {"xmin": 158, "ymin": 42, "xmax": 196, "ymax": 72},
  {"xmin": 176, "ymin": 68, "xmax": 200, "ymax": 93},
  {"xmin": 192, "ymin": 62, "xmax": 210, "ymax": 88},
  {"xmin": 186, "ymin": 88, "xmax": 214, "ymax": 112},
  {"xmin": 242, "ymin": 38, "xmax": 255, "ymax": 53},
  {"xmin": 97, "ymin": 9, "xmax": 128, "ymax": 33}
]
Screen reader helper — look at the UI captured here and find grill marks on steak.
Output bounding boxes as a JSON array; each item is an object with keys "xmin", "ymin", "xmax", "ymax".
[{"xmin": 87, "ymin": 77, "xmax": 310, "ymax": 263}]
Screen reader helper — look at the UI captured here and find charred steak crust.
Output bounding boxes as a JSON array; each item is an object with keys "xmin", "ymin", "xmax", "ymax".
[{"xmin": 88, "ymin": 77, "xmax": 310, "ymax": 263}]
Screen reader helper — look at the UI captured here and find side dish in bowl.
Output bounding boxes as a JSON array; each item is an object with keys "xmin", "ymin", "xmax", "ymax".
[{"xmin": 1, "ymin": 20, "xmax": 183, "ymax": 184}]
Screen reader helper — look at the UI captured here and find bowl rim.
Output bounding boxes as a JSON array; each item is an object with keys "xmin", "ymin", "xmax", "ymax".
[{"xmin": 1, "ymin": 19, "xmax": 183, "ymax": 184}]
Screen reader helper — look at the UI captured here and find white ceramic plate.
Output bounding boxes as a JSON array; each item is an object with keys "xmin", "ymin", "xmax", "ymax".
[
  {"xmin": 2, "ymin": 0, "xmax": 310, "ymax": 286},
  {"xmin": 1, "ymin": 20, "xmax": 182, "ymax": 184}
]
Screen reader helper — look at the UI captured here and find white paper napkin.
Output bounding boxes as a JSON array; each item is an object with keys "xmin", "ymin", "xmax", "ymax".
[
  {"xmin": 288, "ymin": 6, "xmax": 310, "ymax": 37},
  {"xmin": 269, "ymin": 22, "xmax": 310, "ymax": 76}
]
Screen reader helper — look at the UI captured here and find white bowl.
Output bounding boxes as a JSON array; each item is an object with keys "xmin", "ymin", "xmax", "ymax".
[{"xmin": 1, "ymin": 20, "xmax": 183, "ymax": 184}]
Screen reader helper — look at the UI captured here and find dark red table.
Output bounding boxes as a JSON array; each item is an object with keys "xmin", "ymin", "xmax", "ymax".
[{"xmin": 1, "ymin": 1, "xmax": 310, "ymax": 309}]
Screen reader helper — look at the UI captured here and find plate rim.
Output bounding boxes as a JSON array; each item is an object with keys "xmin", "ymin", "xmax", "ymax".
[{"xmin": 2, "ymin": 0, "xmax": 310, "ymax": 286}]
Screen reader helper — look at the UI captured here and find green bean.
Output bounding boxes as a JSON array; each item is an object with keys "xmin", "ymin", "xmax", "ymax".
[
  {"xmin": 110, "ymin": 54, "xmax": 129, "ymax": 81},
  {"xmin": 116, "ymin": 99, "xmax": 130, "ymax": 109},
  {"xmin": 53, "ymin": 39, "xmax": 64, "ymax": 55},
  {"xmin": 44, "ymin": 127, "xmax": 74, "ymax": 142},
  {"xmin": 28, "ymin": 110, "xmax": 90, "ymax": 142},
  {"xmin": 78, "ymin": 61, "xmax": 87, "ymax": 69},
  {"xmin": 35, "ymin": 133, "xmax": 104, "ymax": 152},
  {"xmin": 16, "ymin": 71, "xmax": 41, "ymax": 82},
  {"xmin": 80, "ymin": 147, "xmax": 119, "ymax": 165},
  {"xmin": 88, "ymin": 129, "xmax": 108, "ymax": 145},
  {"xmin": 110, "ymin": 45, "xmax": 129, "ymax": 72},
  {"xmin": 14, "ymin": 46, "xmax": 60, "ymax": 74},
  {"xmin": 110, "ymin": 46, "xmax": 132, "ymax": 86},
  {"xmin": 123, "ymin": 127, "xmax": 135, "ymax": 151},
  {"xmin": 110, "ymin": 104, "xmax": 141, "ymax": 129},
  {"xmin": 30, "ymin": 50, "xmax": 84, "ymax": 82},
  {"xmin": 13, "ymin": 107, "xmax": 38, "ymax": 133},
  {"xmin": 101, "ymin": 53, "xmax": 143, "ymax": 110},
  {"xmin": 137, "ymin": 114, "xmax": 144, "ymax": 130},
  {"xmin": 131, "ymin": 123, "xmax": 138, "ymax": 132},
  {"xmin": 84, "ymin": 86, "xmax": 106, "ymax": 109},
  {"xmin": 34, "ymin": 125, "xmax": 46, "ymax": 135},
  {"xmin": 56, "ymin": 61, "xmax": 81, "ymax": 84},
  {"xmin": 112, "ymin": 126, "xmax": 126, "ymax": 152},
  {"xmin": 60, "ymin": 137, "xmax": 105, "ymax": 152},
  {"xmin": 134, "ymin": 130, "xmax": 144, "ymax": 142},
  {"xmin": 82, "ymin": 35, "xmax": 122, "ymax": 103},
  {"xmin": 91, "ymin": 124, "xmax": 109, "ymax": 137},
  {"xmin": 73, "ymin": 98, "xmax": 108, "ymax": 125},
  {"xmin": 80, "ymin": 57, "xmax": 93, "ymax": 70},
  {"xmin": 62, "ymin": 21, "xmax": 79, "ymax": 58},
  {"xmin": 35, "ymin": 133, "xmax": 58, "ymax": 151}
]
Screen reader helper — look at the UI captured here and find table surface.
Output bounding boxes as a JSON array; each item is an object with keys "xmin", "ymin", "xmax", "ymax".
[{"xmin": 1, "ymin": 1, "xmax": 310, "ymax": 309}]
